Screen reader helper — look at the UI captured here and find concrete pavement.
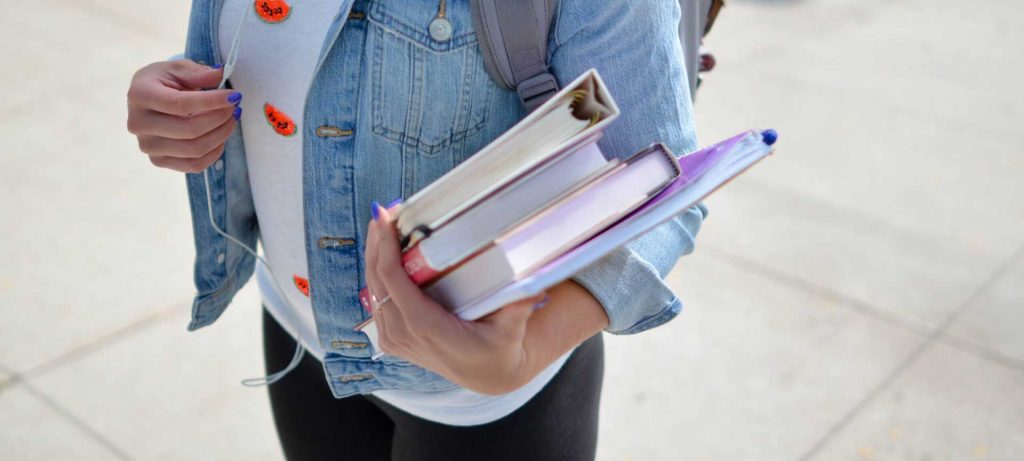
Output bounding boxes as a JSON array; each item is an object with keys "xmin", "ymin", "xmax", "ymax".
[{"xmin": 1, "ymin": 0, "xmax": 1022, "ymax": 459}]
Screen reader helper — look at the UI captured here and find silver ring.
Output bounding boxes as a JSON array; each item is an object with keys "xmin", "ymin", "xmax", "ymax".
[{"xmin": 372, "ymin": 294, "xmax": 391, "ymax": 311}]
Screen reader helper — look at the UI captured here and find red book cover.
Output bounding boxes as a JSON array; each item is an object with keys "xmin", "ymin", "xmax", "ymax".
[
  {"xmin": 358, "ymin": 287, "xmax": 372, "ymax": 313},
  {"xmin": 401, "ymin": 243, "xmax": 442, "ymax": 285},
  {"xmin": 357, "ymin": 244, "xmax": 443, "ymax": 312}
]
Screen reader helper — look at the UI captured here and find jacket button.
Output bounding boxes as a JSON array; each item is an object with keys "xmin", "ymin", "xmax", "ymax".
[
  {"xmin": 214, "ymin": 159, "xmax": 224, "ymax": 170},
  {"xmin": 318, "ymin": 237, "xmax": 356, "ymax": 249},
  {"xmin": 429, "ymin": 17, "xmax": 452, "ymax": 42},
  {"xmin": 316, "ymin": 126, "xmax": 354, "ymax": 138},
  {"xmin": 330, "ymin": 339, "xmax": 369, "ymax": 349},
  {"xmin": 338, "ymin": 373, "xmax": 374, "ymax": 383},
  {"xmin": 216, "ymin": 253, "xmax": 225, "ymax": 264}
]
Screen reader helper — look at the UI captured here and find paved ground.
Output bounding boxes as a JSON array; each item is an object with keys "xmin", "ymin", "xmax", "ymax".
[{"xmin": 2, "ymin": 0, "xmax": 1022, "ymax": 459}]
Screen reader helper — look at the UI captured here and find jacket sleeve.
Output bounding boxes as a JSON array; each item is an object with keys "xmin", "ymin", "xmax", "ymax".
[{"xmin": 548, "ymin": 0, "xmax": 707, "ymax": 334}]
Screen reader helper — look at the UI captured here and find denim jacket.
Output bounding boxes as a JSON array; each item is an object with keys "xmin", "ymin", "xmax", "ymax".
[{"xmin": 183, "ymin": 0, "xmax": 708, "ymax": 398}]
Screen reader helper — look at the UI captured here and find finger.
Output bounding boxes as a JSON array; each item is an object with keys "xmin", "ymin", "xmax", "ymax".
[
  {"xmin": 129, "ymin": 80, "xmax": 239, "ymax": 117},
  {"xmin": 166, "ymin": 59, "xmax": 226, "ymax": 90},
  {"xmin": 148, "ymin": 142, "xmax": 226, "ymax": 173},
  {"xmin": 366, "ymin": 212, "xmax": 417, "ymax": 343},
  {"xmin": 371, "ymin": 297, "xmax": 394, "ymax": 355},
  {"xmin": 384, "ymin": 198, "xmax": 403, "ymax": 212},
  {"xmin": 374, "ymin": 206, "xmax": 448, "ymax": 328},
  {"xmin": 138, "ymin": 114, "xmax": 237, "ymax": 159},
  {"xmin": 377, "ymin": 295, "xmax": 416, "ymax": 356},
  {"xmin": 128, "ymin": 106, "xmax": 235, "ymax": 140},
  {"xmin": 364, "ymin": 210, "xmax": 384, "ymax": 312}
]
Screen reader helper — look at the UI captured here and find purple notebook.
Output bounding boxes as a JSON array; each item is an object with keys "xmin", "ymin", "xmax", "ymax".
[{"xmin": 452, "ymin": 129, "xmax": 776, "ymax": 320}]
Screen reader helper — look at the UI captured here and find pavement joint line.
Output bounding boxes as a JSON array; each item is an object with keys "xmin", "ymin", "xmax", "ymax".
[
  {"xmin": 936, "ymin": 332, "xmax": 1024, "ymax": 375},
  {"xmin": 932, "ymin": 244, "xmax": 1024, "ymax": 338},
  {"xmin": 0, "ymin": 373, "xmax": 21, "ymax": 394},
  {"xmin": 19, "ymin": 381, "xmax": 135, "ymax": 461},
  {"xmin": 705, "ymin": 176, "xmax": 1014, "ymax": 335},
  {"xmin": 797, "ymin": 332, "xmax": 933, "ymax": 461},
  {"xmin": 701, "ymin": 245, "xmax": 934, "ymax": 338},
  {"xmin": 18, "ymin": 300, "xmax": 188, "ymax": 381},
  {"xmin": 799, "ymin": 243, "xmax": 1024, "ymax": 460},
  {"xmin": 736, "ymin": 177, "xmax": 976, "ymax": 259}
]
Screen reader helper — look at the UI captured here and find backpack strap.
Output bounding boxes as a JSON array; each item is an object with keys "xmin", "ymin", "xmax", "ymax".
[{"xmin": 470, "ymin": 0, "xmax": 559, "ymax": 111}]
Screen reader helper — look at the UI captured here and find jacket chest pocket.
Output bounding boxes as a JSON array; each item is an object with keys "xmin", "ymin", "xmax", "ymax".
[{"xmin": 366, "ymin": 0, "xmax": 493, "ymax": 166}]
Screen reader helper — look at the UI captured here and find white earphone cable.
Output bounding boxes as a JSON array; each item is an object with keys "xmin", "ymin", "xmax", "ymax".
[{"xmin": 205, "ymin": 4, "xmax": 306, "ymax": 387}]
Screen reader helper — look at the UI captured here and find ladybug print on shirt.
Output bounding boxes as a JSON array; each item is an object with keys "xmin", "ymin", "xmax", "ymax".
[
  {"xmin": 255, "ymin": 0, "xmax": 292, "ymax": 23},
  {"xmin": 264, "ymin": 103, "xmax": 297, "ymax": 136}
]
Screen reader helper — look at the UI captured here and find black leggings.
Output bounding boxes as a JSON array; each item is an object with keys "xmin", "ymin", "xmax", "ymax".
[{"xmin": 262, "ymin": 308, "xmax": 605, "ymax": 461}]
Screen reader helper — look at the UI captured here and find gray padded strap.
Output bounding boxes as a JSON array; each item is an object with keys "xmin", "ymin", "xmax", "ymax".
[{"xmin": 471, "ymin": 0, "xmax": 558, "ymax": 111}]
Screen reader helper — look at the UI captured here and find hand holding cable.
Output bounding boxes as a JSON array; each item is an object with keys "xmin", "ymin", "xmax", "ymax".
[{"xmin": 126, "ymin": 59, "xmax": 242, "ymax": 173}]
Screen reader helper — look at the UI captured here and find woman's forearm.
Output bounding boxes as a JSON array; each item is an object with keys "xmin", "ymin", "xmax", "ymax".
[{"xmin": 519, "ymin": 280, "xmax": 609, "ymax": 387}]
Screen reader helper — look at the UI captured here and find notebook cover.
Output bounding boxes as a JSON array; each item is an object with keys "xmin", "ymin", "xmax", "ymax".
[{"xmin": 452, "ymin": 130, "xmax": 774, "ymax": 320}]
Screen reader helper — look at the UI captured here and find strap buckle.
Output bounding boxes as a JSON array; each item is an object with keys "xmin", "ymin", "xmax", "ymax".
[{"xmin": 517, "ymin": 72, "xmax": 559, "ymax": 111}]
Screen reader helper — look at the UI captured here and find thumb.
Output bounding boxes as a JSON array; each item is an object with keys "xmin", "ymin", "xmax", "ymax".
[{"xmin": 169, "ymin": 59, "xmax": 225, "ymax": 90}]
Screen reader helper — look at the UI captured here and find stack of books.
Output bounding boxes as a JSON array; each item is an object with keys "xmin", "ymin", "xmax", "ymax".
[{"xmin": 356, "ymin": 70, "xmax": 777, "ymax": 359}]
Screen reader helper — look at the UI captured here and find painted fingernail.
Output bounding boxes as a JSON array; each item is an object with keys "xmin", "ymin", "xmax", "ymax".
[
  {"xmin": 232, "ymin": 106, "xmax": 242, "ymax": 120},
  {"xmin": 386, "ymin": 197, "xmax": 403, "ymax": 208},
  {"xmin": 532, "ymin": 294, "xmax": 550, "ymax": 310},
  {"xmin": 371, "ymin": 201, "xmax": 381, "ymax": 221},
  {"xmin": 212, "ymin": 63, "xmax": 224, "ymax": 70},
  {"xmin": 227, "ymin": 92, "xmax": 243, "ymax": 104}
]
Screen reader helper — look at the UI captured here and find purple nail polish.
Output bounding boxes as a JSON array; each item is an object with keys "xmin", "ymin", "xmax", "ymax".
[
  {"xmin": 371, "ymin": 201, "xmax": 381, "ymax": 221},
  {"xmin": 386, "ymin": 198, "xmax": 403, "ymax": 208},
  {"xmin": 532, "ymin": 294, "xmax": 550, "ymax": 310},
  {"xmin": 227, "ymin": 92, "xmax": 242, "ymax": 104},
  {"xmin": 212, "ymin": 63, "xmax": 224, "ymax": 70},
  {"xmin": 232, "ymin": 106, "xmax": 242, "ymax": 120}
]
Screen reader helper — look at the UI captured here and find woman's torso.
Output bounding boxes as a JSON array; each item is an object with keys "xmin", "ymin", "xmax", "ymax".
[{"xmin": 215, "ymin": 0, "xmax": 572, "ymax": 425}]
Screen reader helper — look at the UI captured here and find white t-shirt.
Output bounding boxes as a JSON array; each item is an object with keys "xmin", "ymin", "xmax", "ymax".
[{"xmin": 218, "ymin": 0, "xmax": 572, "ymax": 426}]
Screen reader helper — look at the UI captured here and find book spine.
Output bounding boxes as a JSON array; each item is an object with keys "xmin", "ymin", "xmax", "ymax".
[
  {"xmin": 356, "ymin": 245, "xmax": 440, "ymax": 313},
  {"xmin": 357, "ymin": 287, "xmax": 372, "ymax": 313},
  {"xmin": 402, "ymin": 244, "xmax": 442, "ymax": 285}
]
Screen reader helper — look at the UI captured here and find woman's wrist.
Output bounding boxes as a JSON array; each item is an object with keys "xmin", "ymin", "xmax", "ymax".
[{"xmin": 517, "ymin": 280, "xmax": 609, "ymax": 387}]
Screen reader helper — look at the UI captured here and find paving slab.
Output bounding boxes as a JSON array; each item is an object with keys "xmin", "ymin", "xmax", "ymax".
[
  {"xmin": 697, "ymin": 0, "xmax": 1024, "ymax": 260},
  {"xmin": 694, "ymin": 0, "xmax": 1024, "ymax": 333},
  {"xmin": 56, "ymin": 0, "xmax": 189, "ymax": 43},
  {"xmin": 0, "ymin": 0, "xmax": 198, "ymax": 373},
  {"xmin": 812, "ymin": 342, "xmax": 1024, "ymax": 460},
  {"xmin": 26, "ymin": 281, "xmax": 283, "ymax": 460},
  {"xmin": 0, "ymin": 385, "xmax": 125, "ymax": 459},
  {"xmin": 595, "ymin": 251, "xmax": 923, "ymax": 461},
  {"xmin": 740, "ymin": 0, "xmax": 1024, "ymax": 140},
  {"xmin": 0, "ymin": 0, "xmax": 184, "ymax": 115},
  {"xmin": 691, "ymin": 0, "xmax": 1024, "ymax": 332},
  {"xmin": 693, "ymin": 177, "xmax": 1001, "ymax": 334},
  {"xmin": 946, "ymin": 254, "xmax": 1024, "ymax": 364},
  {"xmin": 0, "ymin": 84, "xmax": 199, "ymax": 373},
  {"xmin": 705, "ymin": 0, "xmax": 891, "ymax": 69}
]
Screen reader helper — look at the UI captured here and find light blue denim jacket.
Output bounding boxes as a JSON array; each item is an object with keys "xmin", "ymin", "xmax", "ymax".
[{"xmin": 183, "ymin": 0, "xmax": 708, "ymax": 397}]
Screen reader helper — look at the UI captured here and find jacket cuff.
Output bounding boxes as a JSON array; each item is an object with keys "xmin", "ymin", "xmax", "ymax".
[{"xmin": 570, "ymin": 203, "xmax": 707, "ymax": 334}]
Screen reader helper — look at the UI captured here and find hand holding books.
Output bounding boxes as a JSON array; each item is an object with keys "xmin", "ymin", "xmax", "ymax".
[
  {"xmin": 362, "ymin": 203, "xmax": 550, "ymax": 395},
  {"xmin": 355, "ymin": 69, "xmax": 778, "ymax": 361}
]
